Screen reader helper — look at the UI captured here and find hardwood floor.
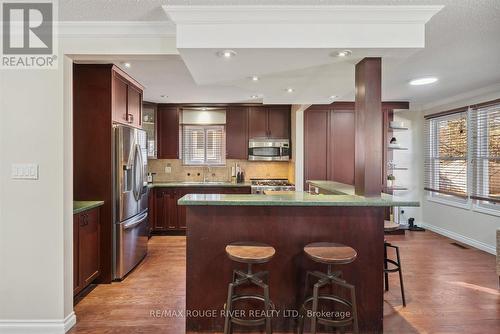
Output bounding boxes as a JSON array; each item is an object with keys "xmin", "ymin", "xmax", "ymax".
[{"xmin": 70, "ymin": 231, "xmax": 499, "ymax": 334}]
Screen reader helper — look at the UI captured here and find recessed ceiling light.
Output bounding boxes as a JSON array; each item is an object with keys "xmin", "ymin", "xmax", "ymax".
[
  {"xmin": 250, "ymin": 95, "xmax": 259, "ymax": 99},
  {"xmin": 160, "ymin": 95, "xmax": 167, "ymax": 98},
  {"xmin": 286, "ymin": 88, "xmax": 294, "ymax": 93},
  {"xmin": 251, "ymin": 76, "xmax": 259, "ymax": 81},
  {"xmin": 329, "ymin": 95, "xmax": 337, "ymax": 99},
  {"xmin": 331, "ymin": 50, "xmax": 352, "ymax": 58},
  {"xmin": 217, "ymin": 50, "xmax": 237, "ymax": 59},
  {"xmin": 409, "ymin": 77, "xmax": 438, "ymax": 86},
  {"xmin": 122, "ymin": 62, "xmax": 131, "ymax": 68}
]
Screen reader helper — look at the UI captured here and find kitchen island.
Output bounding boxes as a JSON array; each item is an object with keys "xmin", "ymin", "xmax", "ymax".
[{"xmin": 178, "ymin": 182, "xmax": 419, "ymax": 333}]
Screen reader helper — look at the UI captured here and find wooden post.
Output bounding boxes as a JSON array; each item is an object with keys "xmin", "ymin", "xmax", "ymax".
[{"xmin": 355, "ymin": 58, "xmax": 382, "ymax": 197}]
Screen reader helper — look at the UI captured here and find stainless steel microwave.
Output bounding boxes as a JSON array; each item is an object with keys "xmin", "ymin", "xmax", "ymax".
[{"xmin": 248, "ymin": 139, "xmax": 290, "ymax": 161}]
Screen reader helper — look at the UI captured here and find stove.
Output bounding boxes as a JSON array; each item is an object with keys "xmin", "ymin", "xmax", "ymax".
[{"xmin": 250, "ymin": 179, "xmax": 295, "ymax": 194}]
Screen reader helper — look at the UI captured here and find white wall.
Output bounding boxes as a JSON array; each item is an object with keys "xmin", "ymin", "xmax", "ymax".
[
  {"xmin": 0, "ymin": 27, "xmax": 176, "ymax": 333},
  {"xmin": 417, "ymin": 85, "xmax": 500, "ymax": 254}
]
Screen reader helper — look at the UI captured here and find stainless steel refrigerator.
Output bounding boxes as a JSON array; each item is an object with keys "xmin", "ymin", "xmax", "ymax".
[{"xmin": 113, "ymin": 124, "xmax": 148, "ymax": 280}]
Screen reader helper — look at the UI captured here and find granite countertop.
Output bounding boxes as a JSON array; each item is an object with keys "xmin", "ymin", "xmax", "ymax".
[
  {"xmin": 178, "ymin": 191, "xmax": 420, "ymax": 207},
  {"xmin": 148, "ymin": 181, "xmax": 251, "ymax": 188},
  {"xmin": 73, "ymin": 201, "xmax": 105, "ymax": 214}
]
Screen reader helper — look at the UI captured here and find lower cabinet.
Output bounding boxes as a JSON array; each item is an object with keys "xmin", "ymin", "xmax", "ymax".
[
  {"xmin": 152, "ymin": 186, "xmax": 251, "ymax": 232},
  {"xmin": 73, "ymin": 207, "xmax": 100, "ymax": 296}
]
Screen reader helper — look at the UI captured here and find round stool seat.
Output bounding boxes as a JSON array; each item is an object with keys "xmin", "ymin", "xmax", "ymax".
[
  {"xmin": 384, "ymin": 220, "xmax": 399, "ymax": 231},
  {"xmin": 304, "ymin": 242, "xmax": 357, "ymax": 265},
  {"xmin": 225, "ymin": 242, "xmax": 275, "ymax": 264}
]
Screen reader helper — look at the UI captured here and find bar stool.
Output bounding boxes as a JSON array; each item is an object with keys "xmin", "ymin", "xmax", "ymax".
[
  {"xmin": 224, "ymin": 242, "xmax": 275, "ymax": 334},
  {"xmin": 384, "ymin": 221, "xmax": 406, "ymax": 306},
  {"xmin": 298, "ymin": 242, "xmax": 359, "ymax": 334}
]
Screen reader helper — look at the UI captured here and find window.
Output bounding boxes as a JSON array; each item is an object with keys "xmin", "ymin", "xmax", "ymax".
[
  {"xmin": 424, "ymin": 110, "xmax": 468, "ymax": 199},
  {"xmin": 181, "ymin": 125, "xmax": 226, "ymax": 166},
  {"xmin": 471, "ymin": 102, "xmax": 500, "ymax": 210}
]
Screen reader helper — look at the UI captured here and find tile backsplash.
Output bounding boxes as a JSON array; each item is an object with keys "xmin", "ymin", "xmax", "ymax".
[{"xmin": 148, "ymin": 159, "xmax": 293, "ymax": 183}]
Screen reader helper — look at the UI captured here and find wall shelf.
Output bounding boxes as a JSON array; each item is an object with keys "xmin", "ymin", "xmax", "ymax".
[
  {"xmin": 388, "ymin": 167, "xmax": 408, "ymax": 171},
  {"xmin": 385, "ymin": 186, "xmax": 408, "ymax": 191},
  {"xmin": 388, "ymin": 146, "xmax": 408, "ymax": 150}
]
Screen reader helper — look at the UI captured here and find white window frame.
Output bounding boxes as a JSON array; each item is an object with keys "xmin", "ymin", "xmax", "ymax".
[
  {"xmin": 180, "ymin": 125, "xmax": 226, "ymax": 166},
  {"xmin": 426, "ymin": 112, "xmax": 471, "ymax": 209},
  {"xmin": 471, "ymin": 106, "xmax": 500, "ymax": 215}
]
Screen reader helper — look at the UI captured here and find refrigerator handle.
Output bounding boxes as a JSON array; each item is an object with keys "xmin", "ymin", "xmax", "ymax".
[
  {"xmin": 133, "ymin": 144, "xmax": 143, "ymax": 201},
  {"xmin": 123, "ymin": 211, "xmax": 148, "ymax": 230}
]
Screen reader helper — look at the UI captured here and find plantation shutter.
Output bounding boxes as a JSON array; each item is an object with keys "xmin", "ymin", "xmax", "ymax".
[
  {"xmin": 424, "ymin": 109, "xmax": 468, "ymax": 197},
  {"xmin": 181, "ymin": 125, "xmax": 226, "ymax": 165},
  {"xmin": 470, "ymin": 101, "xmax": 500, "ymax": 203}
]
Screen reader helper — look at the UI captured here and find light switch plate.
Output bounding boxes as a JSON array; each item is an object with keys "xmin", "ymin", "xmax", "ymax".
[
  {"xmin": 11, "ymin": 163, "xmax": 39, "ymax": 180},
  {"xmin": 165, "ymin": 166, "xmax": 172, "ymax": 173}
]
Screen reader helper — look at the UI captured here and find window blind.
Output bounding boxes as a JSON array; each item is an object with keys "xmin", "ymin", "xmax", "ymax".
[
  {"xmin": 424, "ymin": 110, "xmax": 468, "ymax": 198},
  {"xmin": 181, "ymin": 125, "xmax": 226, "ymax": 166},
  {"xmin": 470, "ymin": 102, "xmax": 500, "ymax": 203}
]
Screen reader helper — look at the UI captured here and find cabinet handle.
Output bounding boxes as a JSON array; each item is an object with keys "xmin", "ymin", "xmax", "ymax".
[{"xmin": 127, "ymin": 114, "xmax": 134, "ymax": 123}]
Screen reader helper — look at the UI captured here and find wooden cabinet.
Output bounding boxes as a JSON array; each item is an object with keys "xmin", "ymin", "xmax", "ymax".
[
  {"xmin": 148, "ymin": 188, "xmax": 155, "ymax": 235},
  {"xmin": 157, "ymin": 105, "xmax": 179, "ymax": 159},
  {"xmin": 226, "ymin": 106, "xmax": 249, "ymax": 159},
  {"xmin": 248, "ymin": 106, "xmax": 291, "ymax": 139},
  {"xmin": 111, "ymin": 68, "xmax": 143, "ymax": 128},
  {"xmin": 152, "ymin": 186, "xmax": 251, "ymax": 232},
  {"xmin": 155, "ymin": 188, "xmax": 178, "ymax": 231},
  {"xmin": 304, "ymin": 106, "xmax": 355, "ymax": 186},
  {"xmin": 127, "ymin": 85, "xmax": 142, "ymax": 128},
  {"xmin": 248, "ymin": 106, "xmax": 269, "ymax": 138},
  {"xmin": 73, "ymin": 207, "xmax": 100, "ymax": 296},
  {"xmin": 268, "ymin": 106, "xmax": 291, "ymax": 139}
]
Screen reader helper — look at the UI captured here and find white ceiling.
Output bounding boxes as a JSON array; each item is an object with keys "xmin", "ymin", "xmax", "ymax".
[{"xmin": 64, "ymin": 1, "xmax": 500, "ymax": 106}]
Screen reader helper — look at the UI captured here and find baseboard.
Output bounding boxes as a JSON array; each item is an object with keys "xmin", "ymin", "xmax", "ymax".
[
  {"xmin": 421, "ymin": 222, "xmax": 496, "ymax": 255},
  {"xmin": 0, "ymin": 312, "xmax": 76, "ymax": 334}
]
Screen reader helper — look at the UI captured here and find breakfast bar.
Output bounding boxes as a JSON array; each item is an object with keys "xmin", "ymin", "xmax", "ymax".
[{"xmin": 178, "ymin": 182, "xmax": 419, "ymax": 333}]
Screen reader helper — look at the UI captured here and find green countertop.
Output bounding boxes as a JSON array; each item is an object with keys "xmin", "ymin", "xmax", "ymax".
[
  {"xmin": 73, "ymin": 201, "xmax": 104, "ymax": 214},
  {"xmin": 148, "ymin": 182, "xmax": 251, "ymax": 188},
  {"xmin": 178, "ymin": 190, "xmax": 420, "ymax": 207}
]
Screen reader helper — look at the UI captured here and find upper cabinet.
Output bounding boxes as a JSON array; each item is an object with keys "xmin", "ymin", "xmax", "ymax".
[
  {"xmin": 248, "ymin": 105, "xmax": 291, "ymax": 139},
  {"xmin": 157, "ymin": 105, "xmax": 179, "ymax": 159},
  {"xmin": 143, "ymin": 102, "xmax": 157, "ymax": 159},
  {"xmin": 111, "ymin": 67, "xmax": 143, "ymax": 128},
  {"xmin": 226, "ymin": 106, "xmax": 249, "ymax": 159}
]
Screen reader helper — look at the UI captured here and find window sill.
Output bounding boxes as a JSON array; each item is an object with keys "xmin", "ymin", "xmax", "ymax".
[
  {"xmin": 472, "ymin": 204, "xmax": 500, "ymax": 217},
  {"xmin": 426, "ymin": 195, "xmax": 471, "ymax": 210}
]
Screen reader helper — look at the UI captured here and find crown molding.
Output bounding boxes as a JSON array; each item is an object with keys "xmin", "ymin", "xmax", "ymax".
[
  {"xmin": 57, "ymin": 21, "xmax": 176, "ymax": 38},
  {"xmin": 163, "ymin": 5, "xmax": 444, "ymax": 24}
]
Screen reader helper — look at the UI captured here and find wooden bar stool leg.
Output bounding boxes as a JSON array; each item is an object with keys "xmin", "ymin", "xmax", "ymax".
[{"xmin": 395, "ymin": 246, "xmax": 406, "ymax": 307}]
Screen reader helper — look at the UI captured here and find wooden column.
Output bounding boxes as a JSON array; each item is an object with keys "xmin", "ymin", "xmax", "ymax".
[{"xmin": 354, "ymin": 58, "xmax": 382, "ymax": 197}]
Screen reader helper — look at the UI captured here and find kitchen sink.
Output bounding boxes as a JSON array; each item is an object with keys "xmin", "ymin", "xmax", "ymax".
[{"xmin": 180, "ymin": 181, "xmax": 230, "ymax": 185}]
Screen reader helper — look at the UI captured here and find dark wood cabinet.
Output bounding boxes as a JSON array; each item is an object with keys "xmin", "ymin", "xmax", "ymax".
[
  {"xmin": 304, "ymin": 102, "xmax": 409, "ymax": 188},
  {"xmin": 74, "ymin": 64, "xmax": 144, "ymax": 284},
  {"xmin": 268, "ymin": 106, "xmax": 291, "ymax": 139},
  {"xmin": 248, "ymin": 106, "xmax": 291, "ymax": 139},
  {"xmin": 304, "ymin": 106, "xmax": 355, "ymax": 186},
  {"xmin": 73, "ymin": 207, "xmax": 100, "ymax": 296},
  {"xmin": 152, "ymin": 186, "xmax": 251, "ymax": 232},
  {"xmin": 157, "ymin": 105, "xmax": 179, "ymax": 159},
  {"xmin": 248, "ymin": 106, "xmax": 269, "ymax": 138},
  {"xmin": 111, "ymin": 68, "xmax": 143, "ymax": 128},
  {"xmin": 147, "ymin": 188, "xmax": 155, "ymax": 235},
  {"xmin": 127, "ymin": 85, "xmax": 142, "ymax": 128},
  {"xmin": 304, "ymin": 108, "xmax": 329, "ymax": 181},
  {"xmin": 226, "ymin": 106, "xmax": 249, "ymax": 159}
]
